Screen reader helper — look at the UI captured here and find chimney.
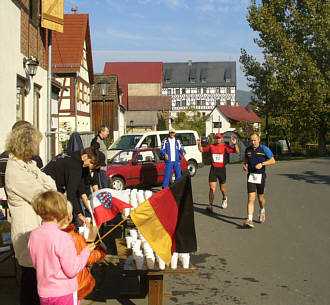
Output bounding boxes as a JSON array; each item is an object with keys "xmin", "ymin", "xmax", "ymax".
[
  {"xmin": 235, "ymin": 101, "xmax": 239, "ymax": 107},
  {"xmin": 188, "ymin": 60, "xmax": 192, "ymax": 66}
]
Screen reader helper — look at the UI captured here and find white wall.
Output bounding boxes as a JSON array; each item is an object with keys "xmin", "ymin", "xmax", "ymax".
[
  {"xmin": 0, "ymin": 1, "xmax": 49, "ymax": 163},
  {"xmin": 0, "ymin": 0, "xmax": 21, "ymax": 152},
  {"xmin": 205, "ymin": 108, "xmax": 235, "ymax": 136}
]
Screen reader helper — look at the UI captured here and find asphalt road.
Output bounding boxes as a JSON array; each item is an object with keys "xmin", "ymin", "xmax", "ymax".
[{"xmin": 1, "ymin": 157, "xmax": 329, "ymax": 305}]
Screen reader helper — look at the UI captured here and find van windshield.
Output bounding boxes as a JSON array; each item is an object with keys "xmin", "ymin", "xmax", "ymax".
[{"xmin": 110, "ymin": 135, "xmax": 142, "ymax": 150}]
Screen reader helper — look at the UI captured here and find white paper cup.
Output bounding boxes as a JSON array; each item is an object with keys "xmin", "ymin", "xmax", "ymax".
[
  {"xmin": 133, "ymin": 250, "xmax": 143, "ymax": 261},
  {"xmin": 171, "ymin": 252, "xmax": 178, "ymax": 269},
  {"xmin": 146, "ymin": 256, "xmax": 155, "ymax": 269},
  {"xmin": 132, "ymin": 239, "xmax": 141, "ymax": 250},
  {"xmin": 125, "ymin": 236, "xmax": 133, "ymax": 248},
  {"xmin": 158, "ymin": 257, "xmax": 165, "ymax": 270},
  {"xmin": 135, "ymin": 255, "xmax": 144, "ymax": 269},
  {"xmin": 144, "ymin": 190, "xmax": 153, "ymax": 200},
  {"xmin": 181, "ymin": 253, "xmax": 190, "ymax": 269}
]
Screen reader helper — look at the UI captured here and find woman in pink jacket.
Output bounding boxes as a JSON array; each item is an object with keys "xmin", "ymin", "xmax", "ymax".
[{"xmin": 28, "ymin": 191, "xmax": 95, "ymax": 305}]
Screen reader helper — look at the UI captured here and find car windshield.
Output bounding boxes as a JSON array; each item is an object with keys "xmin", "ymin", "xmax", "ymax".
[
  {"xmin": 110, "ymin": 150, "xmax": 135, "ymax": 164},
  {"xmin": 110, "ymin": 135, "xmax": 142, "ymax": 150}
]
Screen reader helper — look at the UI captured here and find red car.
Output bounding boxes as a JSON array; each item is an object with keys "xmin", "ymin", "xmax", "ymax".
[{"xmin": 106, "ymin": 148, "xmax": 188, "ymax": 190}]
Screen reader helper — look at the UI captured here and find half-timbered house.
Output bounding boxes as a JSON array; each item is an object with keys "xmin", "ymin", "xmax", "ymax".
[
  {"xmin": 52, "ymin": 13, "xmax": 94, "ymax": 144},
  {"xmin": 162, "ymin": 61, "xmax": 237, "ymax": 119}
]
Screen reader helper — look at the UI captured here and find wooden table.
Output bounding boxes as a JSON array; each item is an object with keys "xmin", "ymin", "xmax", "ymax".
[{"xmin": 115, "ymin": 238, "xmax": 195, "ymax": 305}]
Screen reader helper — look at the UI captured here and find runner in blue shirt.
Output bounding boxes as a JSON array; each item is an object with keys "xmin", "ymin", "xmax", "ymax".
[{"xmin": 243, "ymin": 133, "xmax": 276, "ymax": 228}]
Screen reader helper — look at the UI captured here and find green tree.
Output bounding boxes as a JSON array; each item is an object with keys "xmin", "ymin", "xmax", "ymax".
[
  {"xmin": 172, "ymin": 107, "xmax": 207, "ymax": 136},
  {"xmin": 157, "ymin": 115, "xmax": 167, "ymax": 131},
  {"xmin": 240, "ymin": 0, "xmax": 329, "ymax": 153}
]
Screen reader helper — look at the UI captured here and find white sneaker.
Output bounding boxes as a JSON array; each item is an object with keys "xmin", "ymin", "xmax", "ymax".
[{"xmin": 221, "ymin": 197, "xmax": 228, "ymax": 209}]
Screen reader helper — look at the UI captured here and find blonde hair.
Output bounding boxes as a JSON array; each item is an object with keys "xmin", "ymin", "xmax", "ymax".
[
  {"xmin": 6, "ymin": 124, "xmax": 42, "ymax": 162},
  {"xmin": 59, "ymin": 201, "xmax": 73, "ymax": 229},
  {"xmin": 32, "ymin": 190, "xmax": 68, "ymax": 222}
]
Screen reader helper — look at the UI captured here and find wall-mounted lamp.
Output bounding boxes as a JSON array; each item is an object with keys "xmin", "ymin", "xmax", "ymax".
[
  {"xmin": 23, "ymin": 56, "xmax": 39, "ymax": 77},
  {"xmin": 98, "ymin": 78, "xmax": 110, "ymax": 125}
]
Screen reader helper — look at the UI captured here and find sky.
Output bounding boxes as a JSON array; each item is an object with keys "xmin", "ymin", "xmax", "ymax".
[{"xmin": 64, "ymin": 0, "xmax": 263, "ymax": 91}]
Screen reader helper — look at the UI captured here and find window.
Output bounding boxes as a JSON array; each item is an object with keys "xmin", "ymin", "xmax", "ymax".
[
  {"xmin": 16, "ymin": 87, "xmax": 25, "ymax": 121},
  {"xmin": 213, "ymin": 122, "xmax": 222, "ymax": 128},
  {"xmin": 216, "ymin": 88, "xmax": 220, "ymax": 94},
  {"xmin": 182, "ymin": 88, "xmax": 186, "ymax": 94},
  {"xmin": 197, "ymin": 88, "xmax": 201, "ymax": 94},
  {"xmin": 196, "ymin": 100, "xmax": 201, "ymax": 106},
  {"xmin": 141, "ymin": 135, "xmax": 158, "ymax": 148},
  {"xmin": 176, "ymin": 101, "xmax": 180, "ymax": 107},
  {"xmin": 16, "ymin": 77, "xmax": 26, "ymax": 121},
  {"xmin": 175, "ymin": 89, "xmax": 180, "ymax": 95},
  {"xmin": 33, "ymin": 87, "xmax": 40, "ymax": 128},
  {"xmin": 203, "ymin": 88, "xmax": 207, "ymax": 94},
  {"xmin": 216, "ymin": 99, "xmax": 221, "ymax": 105},
  {"xmin": 176, "ymin": 133, "xmax": 196, "ymax": 146},
  {"xmin": 226, "ymin": 87, "xmax": 231, "ymax": 94},
  {"xmin": 168, "ymin": 88, "xmax": 172, "ymax": 95},
  {"xmin": 226, "ymin": 99, "xmax": 231, "ymax": 105},
  {"xmin": 201, "ymin": 100, "xmax": 206, "ymax": 106},
  {"xmin": 181, "ymin": 100, "xmax": 186, "ymax": 107}
]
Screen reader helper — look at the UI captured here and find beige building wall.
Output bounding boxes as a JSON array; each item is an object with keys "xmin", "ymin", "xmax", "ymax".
[{"xmin": 128, "ymin": 83, "xmax": 161, "ymax": 96}]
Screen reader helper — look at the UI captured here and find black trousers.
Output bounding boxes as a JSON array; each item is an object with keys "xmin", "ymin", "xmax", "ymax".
[{"xmin": 20, "ymin": 266, "xmax": 40, "ymax": 305}]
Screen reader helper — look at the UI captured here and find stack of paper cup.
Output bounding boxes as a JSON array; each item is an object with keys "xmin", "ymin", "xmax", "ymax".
[
  {"xmin": 179, "ymin": 253, "xmax": 190, "ymax": 269},
  {"xmin": 135, "ymin": 254, "xmax": 144, "ymax": 269},
  {"xmin": 170, "ymin": 252, "xmax": 178, "ymax": 269},
  {"xmin": 137, "ymin": 190, "xmax": 145, "ymax": 205},
  {"xmin": 125, "ymin": 236, "xmax": 133, "ymax": 248},
  {"xmin": 144, "ymin": 190, "xmax": 153, "ymax": 200},
  {"xmin": 133, "ymin": 249, "xmax": 143, "ymax": 261},
  {"xmin": 132, "ymin": 239, "xmax": 141, "ymax": 250},
  {"xmin": 146, "ymin": 254, "xmax": 155, "ymax": 269},
  {"xmin": 157, "ymin": 255, "xmax": 166, "ymax": 270}
]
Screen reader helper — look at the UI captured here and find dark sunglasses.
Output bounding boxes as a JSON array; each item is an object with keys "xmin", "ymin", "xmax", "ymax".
[{"xmin": 215, "ymin": 137, "xmax": 222, "ymax": 139}]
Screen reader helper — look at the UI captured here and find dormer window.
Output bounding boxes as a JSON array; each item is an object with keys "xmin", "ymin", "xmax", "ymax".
[
  {"xmin": 164, "ymin": 69, "xmax": 172, "ymax": 83},
  {"xmin": 224, "ymin": 68, "xmax": 231, "ymax": 82},
  {"xmin": 189, "ymin": 69, "xmax": 196, "ymax": 83},
  {"xmin": 200, "ymin": 68, "xmax": 208, "ymax": 83}
]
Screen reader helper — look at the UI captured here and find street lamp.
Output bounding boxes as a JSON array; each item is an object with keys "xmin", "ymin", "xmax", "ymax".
[
  {"xmin": 98, "ymin": 78, "xmax": 110, "ymax": 125},
  {"xmin": 23, "ymin": 56, "xmax": 39, "ymax": 77}
]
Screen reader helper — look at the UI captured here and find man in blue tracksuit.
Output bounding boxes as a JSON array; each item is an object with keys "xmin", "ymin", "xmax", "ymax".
[{"xmin": 160, "ymin": 128, "xmax": 186, "ymax": 188}]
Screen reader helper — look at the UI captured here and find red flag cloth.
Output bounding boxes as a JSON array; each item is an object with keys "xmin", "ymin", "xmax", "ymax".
[{"xmin": 90, "ymin": 189, "xmax": 132, "ymax": 226}]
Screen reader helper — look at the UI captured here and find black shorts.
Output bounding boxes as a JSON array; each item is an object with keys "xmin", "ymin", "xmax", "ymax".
[
  {"xmin": 209, "ymin": 166, "xmax": 226, "ymax": 184},
  {"xmin": 247, "ymin": 178, "xmax": 266, "ymax": 194}
]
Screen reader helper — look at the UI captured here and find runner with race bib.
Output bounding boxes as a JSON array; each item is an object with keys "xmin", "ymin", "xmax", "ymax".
[{"xmin": 198, "ymin": 133, "xmax": 240, "ymax": 213}]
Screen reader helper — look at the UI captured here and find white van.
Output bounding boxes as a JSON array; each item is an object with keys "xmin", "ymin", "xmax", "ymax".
[{"xmin": 107, "ymin": 130, "xmax": 203, "ymax": 176}]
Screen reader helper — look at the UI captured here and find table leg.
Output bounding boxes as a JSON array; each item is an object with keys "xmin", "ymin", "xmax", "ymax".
[{"xmin": 147, "ymin": 275, "xmax": 163, "ymax": 305}]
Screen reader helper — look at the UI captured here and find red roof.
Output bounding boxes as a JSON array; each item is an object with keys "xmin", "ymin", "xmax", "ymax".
[
  {"xmin": 52, "ymin": 14, "xmax": 94, "ymax": 84},
  {"xmin": 217, "ymin": 105, "xmax": 261, "ymax": 123},
  {"xmin": 103, "ymin": 62, "xmax": 163, "ymax": 108}
]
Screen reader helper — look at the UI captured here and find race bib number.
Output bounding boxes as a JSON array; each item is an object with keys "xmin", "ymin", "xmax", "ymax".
[
  {"xmin": 248, "ymin": 173, "xmax": 262, "ymax": 184},
  {"xmin": 212, "ymin": 154, "xmax": 223, "ymax": 163}
]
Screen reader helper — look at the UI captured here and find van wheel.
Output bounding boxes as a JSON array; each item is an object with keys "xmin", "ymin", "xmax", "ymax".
[
  {"xmin": 111, "ymin": 177, "xmax": 125, "ymax": 190},
  {"xmin": 187, "ymin": 160, "xmax": 197, "ymax": 177}
]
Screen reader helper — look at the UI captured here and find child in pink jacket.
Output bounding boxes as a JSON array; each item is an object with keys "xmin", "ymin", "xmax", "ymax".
[{"xmin": 28, "ymin": 190, "xmax": 95, "ymax": 305}]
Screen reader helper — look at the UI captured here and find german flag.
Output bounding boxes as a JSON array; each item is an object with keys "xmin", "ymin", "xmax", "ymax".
[{"xmin": 130, "ymin": 173, "xmax": 197, "ymax": 266}]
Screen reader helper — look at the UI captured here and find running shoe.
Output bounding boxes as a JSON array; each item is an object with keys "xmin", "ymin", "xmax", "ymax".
[
  {"xmin": 259, "ymin": 211, "xmax": 266, "ymax": 223},
  {"xmin": 205, "ymin": 205, "xmax": 213, "ymax": 213},
  {"xmin": 221, "ymin": 197, "xmax": 228, "ymax": 209},
  {"xmin": 243, "ymin": 219, "xmax": 255, "ymax": 228}
]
